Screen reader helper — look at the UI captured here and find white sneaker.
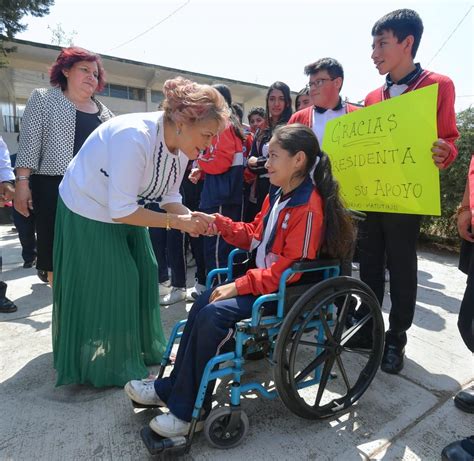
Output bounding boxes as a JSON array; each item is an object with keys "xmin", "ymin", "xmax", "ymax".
[
  {"xmin": 149, "ymin": 412, "xmax": 204, "ymax": 438},
  {"xmin": 160, "ymin": 287, "xmax": 186, "ymax": 306},
  {"xmin": 124, "ymin": 379, "xmax": 166, "ymax": 406},
  {"xmin": 185, "ymin": 283, "xmax": 206, "ymax": 302},
  {"xmin": 159, "ymin": 280, "xmax": 172, "ymax": 297}
]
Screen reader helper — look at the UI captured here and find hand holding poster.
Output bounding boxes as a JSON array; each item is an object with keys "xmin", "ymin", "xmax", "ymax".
[{"xmin": 321, "ymin": 84, "xmax": 440, "ymax": 215}]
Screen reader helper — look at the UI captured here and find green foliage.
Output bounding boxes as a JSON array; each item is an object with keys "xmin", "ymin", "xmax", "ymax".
[
  {"xmin": 421, "ymin": 107, "xmax": 474, "ymax": 241},
  {"xmin": 0, "ymin": 0, "xmax": 55, "ymax": 67}
]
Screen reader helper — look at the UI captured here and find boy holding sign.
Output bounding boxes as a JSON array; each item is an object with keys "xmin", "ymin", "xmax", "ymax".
[{"xmin": 359, "ymin": 9, "xmax": 459, "ymax": 374}]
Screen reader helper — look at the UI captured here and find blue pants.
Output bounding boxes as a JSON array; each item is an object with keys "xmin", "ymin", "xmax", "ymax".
[
  {"xmin": 154, "ymin": 288, "xmax": 276, "ymax": 422},
  {"xmin": 147, "ymin": 203, "xmax": 186, "ymax": 288},
  {"xmin": 181, "ymin": 177, "xmax": 206, "ymax": 285}
]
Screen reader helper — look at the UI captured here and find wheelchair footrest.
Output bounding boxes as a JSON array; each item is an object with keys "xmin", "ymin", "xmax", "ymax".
[
  {"xmin": 140, "ymin": 426, "xmax": 187, "ymax": 455},
  {"xmin": 131, "ymin": 399, "xmax": 161, "ymax": 409}
]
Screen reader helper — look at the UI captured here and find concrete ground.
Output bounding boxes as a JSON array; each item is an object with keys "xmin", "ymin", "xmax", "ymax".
[{"xmin": 0, "ymin": 223, "xmax": 473, "ymax": 461}]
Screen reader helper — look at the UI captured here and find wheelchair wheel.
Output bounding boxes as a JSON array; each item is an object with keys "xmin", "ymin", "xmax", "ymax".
[
  {"xmin": 204, "ymin": 407, "xmax": 249, "ymax": 449},
  {"xmin": 273, "ymin": 276, "xmax": 384, "ymax": 420}
]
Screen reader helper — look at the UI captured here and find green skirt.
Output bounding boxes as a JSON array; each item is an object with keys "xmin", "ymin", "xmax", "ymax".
[{"xmin": 52, "ymin": 197, "xmax": 166, "ymax": 387}]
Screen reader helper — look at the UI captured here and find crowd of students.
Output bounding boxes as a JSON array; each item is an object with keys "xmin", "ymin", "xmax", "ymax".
[{"xmin": 1, "ymin": 8, "xmax": 472, "ymax": 459}]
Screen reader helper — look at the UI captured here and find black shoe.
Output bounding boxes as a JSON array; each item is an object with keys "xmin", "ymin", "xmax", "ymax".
[
  {"xmin": 441, "ymin": 436, "xmax": 474, "ymax": 461},
  {"xmin": 381, "ymin": 344, "xmax": 405, "ymax": 374},
  {"xmin": 0, "ymin": 297, "xmax": 18, "ymax": 313},
  {"xmin": 37, "ymin": 270, "xmax": 49, "ymax": 283},
  {"xmin": 344, "ymin": 324, "xmax": 373, "ymax": 349},
  {"xmin": 344, "ymin": 332, "xmax": 373, "ymax": 349},
  {"xmin": 454, "ymin": 386, "xmax": 474, "ymax": 414},
  {"xmin": 23, "ymin": 258, "xmax": 36, "ymax": 269}
]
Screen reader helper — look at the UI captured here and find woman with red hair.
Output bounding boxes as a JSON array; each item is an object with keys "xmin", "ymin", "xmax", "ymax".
[{"xmin": 14, "ymin": 47, "xmax": 113, "ymax": 285}]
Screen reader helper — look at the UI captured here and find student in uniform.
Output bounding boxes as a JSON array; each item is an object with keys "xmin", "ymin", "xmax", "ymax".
[
  {"xmin": 188, "ymin": 85, "xmax": 246, "ymax": 286},
  {"xmin": 288, "ymin": 58, "xmax": 358, "ymax": 146},
  {"xmin": 247, "ymin": 106, "xmax": 265, "ymax": 134},
  {"xmin": 356, "ymin": 9, "xmax": 459, "ymax": 374},
  {"xmin": 125, "ymin": 124, "xmax": 354, "ymax": 438},
  {"xmin": 247, "ymin": 81, "xmax": 293, "ymax": 220},
  {"xmin": 295, "ymin": 87, "xmax": 311, "ymax": 112}
]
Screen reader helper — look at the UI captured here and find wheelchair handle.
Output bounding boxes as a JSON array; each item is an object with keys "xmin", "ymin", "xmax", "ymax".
[{"xmin": 347, "ymin": 209, "xmax": 366, "ymax": 221}]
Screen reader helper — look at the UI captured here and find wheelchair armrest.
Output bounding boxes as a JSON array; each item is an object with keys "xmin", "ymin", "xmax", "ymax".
[
  {"xmin": 206, "ymin": 248, "xmax": 250, "ymax": 289},
  {"xmin": 291, "ymin": 258, "xmax": 340, "ymax": 272}
]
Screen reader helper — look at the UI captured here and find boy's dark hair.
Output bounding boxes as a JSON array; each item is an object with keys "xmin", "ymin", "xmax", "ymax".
[
  {"xmin": 247, "ymin": 106, "xmax": 265, "ymax": 122},
  {"xmin": 304, "ymin": 58, "xmax": 344, "ymax": 80},
  {"xmin": 304, "ymin": 58, "xmax": 344, "ymax": 89},
  {"xmin": 371, "ymin": 9, "xmax": 424, "ymax": 58},
  {"xmin": 272, "ymin": 124, "xmax": 355, "ymax": 260}
]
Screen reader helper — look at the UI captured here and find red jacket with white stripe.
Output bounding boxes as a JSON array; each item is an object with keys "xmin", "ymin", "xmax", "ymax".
[
  {"xmin": 288, "ymin": 102, "xmax": 359, "ymax": 127},
  {"xmin": 365, "ymin": 69, "xmax": 459, "ymax": 169},
  {"xmin": 214, "ymin": 178, "xmax": 324, "ymax": 296}
]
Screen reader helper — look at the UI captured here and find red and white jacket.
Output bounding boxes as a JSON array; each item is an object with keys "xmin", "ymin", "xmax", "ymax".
[
  {"xmin": 288, "ymin": 102, "xmax": 359, "ymax": 127},
  {"xmin": 214, "ymin": 178, "xmax": 324, "ymax": 296},
  {"xmin": 365, "ymin": 69, "xmax": 459, "ymax": 169}
]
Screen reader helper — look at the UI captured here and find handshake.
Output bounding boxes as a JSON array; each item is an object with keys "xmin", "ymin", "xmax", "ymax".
[{"xmin": 177, "ymin": 211, "xmax": 219, "ymax": 238}]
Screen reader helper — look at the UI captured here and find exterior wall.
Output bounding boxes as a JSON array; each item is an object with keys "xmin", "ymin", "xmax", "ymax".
[{"xmin": 0, "ymin": 40, "xmax": 272, "ymax": 154}]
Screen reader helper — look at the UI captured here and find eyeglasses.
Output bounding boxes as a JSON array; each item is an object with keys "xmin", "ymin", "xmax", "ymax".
[{"xmin": 306, "ymin": 78, "xmax": 336, "ymax": 89}]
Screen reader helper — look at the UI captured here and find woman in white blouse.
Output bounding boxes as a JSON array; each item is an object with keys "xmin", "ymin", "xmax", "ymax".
[{"xmin": 52, "ymin": 77, "xmax": 229, "ymax": 387}]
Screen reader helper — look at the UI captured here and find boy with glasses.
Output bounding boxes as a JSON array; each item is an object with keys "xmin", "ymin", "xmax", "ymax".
[{"xmin": 288, "ymin": 57, "xmax": 359, "ymax": 144}]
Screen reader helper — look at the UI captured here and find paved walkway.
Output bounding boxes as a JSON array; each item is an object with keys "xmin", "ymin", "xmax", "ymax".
[{"xmin": 0, "ymin": 224, "xmax": 472, "ymax": 460}]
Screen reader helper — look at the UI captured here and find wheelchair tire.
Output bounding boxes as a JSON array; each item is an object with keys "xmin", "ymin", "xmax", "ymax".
[
  {"xmin": 273, "ymin": 276, "xmax": 384, "ymax": 420},
  {"xmin": 204, "ymin": 406, "xmax": 249, "ymax": 449}
]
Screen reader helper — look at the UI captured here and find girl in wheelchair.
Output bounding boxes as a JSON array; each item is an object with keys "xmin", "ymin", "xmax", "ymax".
[{"xmin": 125, "ymin": 123, "xmax": 353, "ymax": 438}]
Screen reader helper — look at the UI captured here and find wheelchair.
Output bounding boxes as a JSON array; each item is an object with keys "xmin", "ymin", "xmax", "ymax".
[{"xmin": 134, "ymin": 245, "xmax": 385, "ymax": 456}]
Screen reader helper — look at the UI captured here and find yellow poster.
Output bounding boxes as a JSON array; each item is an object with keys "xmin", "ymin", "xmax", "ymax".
[{"xmin": 321, "ymin": 84, "xmax": 440, "ymax": 215}]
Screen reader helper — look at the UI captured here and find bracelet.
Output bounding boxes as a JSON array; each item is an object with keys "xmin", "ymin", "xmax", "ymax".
[
  {"xmin": 165, "ymin": 213, "xmax": 171, "ymax": 231},
  {"xmin": 15, "ymin": 175, "xmax": 30, "ymax": 182},
  {"xmin": 456, "ymin": 205, "xmax": 471, "ymax": 217}
]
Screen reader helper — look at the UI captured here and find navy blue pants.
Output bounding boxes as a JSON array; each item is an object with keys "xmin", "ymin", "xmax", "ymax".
[
  {"xmin": 147, "ymin": 203, "xmax": 186, "ymax": 288},
  {"xmin": 154, "ymin": 288, "xmax": 276, "ymax": 422},
  {"xmin": 12, "ymin": 206, "xmax": 37, "ymax": 264},
  {"xmin": 181, "ymin": 177, "xmax": 206, "ymax": 285}
]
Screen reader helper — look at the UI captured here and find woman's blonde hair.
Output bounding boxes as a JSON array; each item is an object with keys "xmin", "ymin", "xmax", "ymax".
[{"xmin": 162, "ymin": 76, "xmax": 230, "ymax": 129}]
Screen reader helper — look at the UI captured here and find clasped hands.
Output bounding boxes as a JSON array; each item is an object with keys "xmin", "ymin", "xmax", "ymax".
[{"xmin": 182, "ymin": 211, "xmax": 219, "ymax": 238}]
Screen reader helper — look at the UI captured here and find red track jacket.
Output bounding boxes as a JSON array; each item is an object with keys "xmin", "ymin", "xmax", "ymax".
[
  {"xmin": 365, "ymin": 69, "xmax": 459, "ymax": 169},
  {"xmin": 214, "ymin": 178, "xmax": 324, "ymax": 296}
]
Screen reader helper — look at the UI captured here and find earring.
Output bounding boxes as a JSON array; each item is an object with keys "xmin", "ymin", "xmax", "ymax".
[{"xmin": 176, "ymin": 128, "xmax": 181, "ymax": 135}]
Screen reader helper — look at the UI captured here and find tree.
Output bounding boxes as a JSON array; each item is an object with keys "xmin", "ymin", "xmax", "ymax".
[
  {"xmin": 0, "ymin": 0, "xmax": 55, "ymax": 66},
  {"xmin": 421, "ymin": 107, "xmax": 474, "ymax": 242},
  {"xmin": 48, "ymin": 23, "xmax": 76, "ymax": 47}
]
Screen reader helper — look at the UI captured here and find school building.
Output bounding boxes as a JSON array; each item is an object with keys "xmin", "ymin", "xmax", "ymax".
[{"xmin": 0, "ymin": 38, "xmax": 271, "ymax": 152}]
